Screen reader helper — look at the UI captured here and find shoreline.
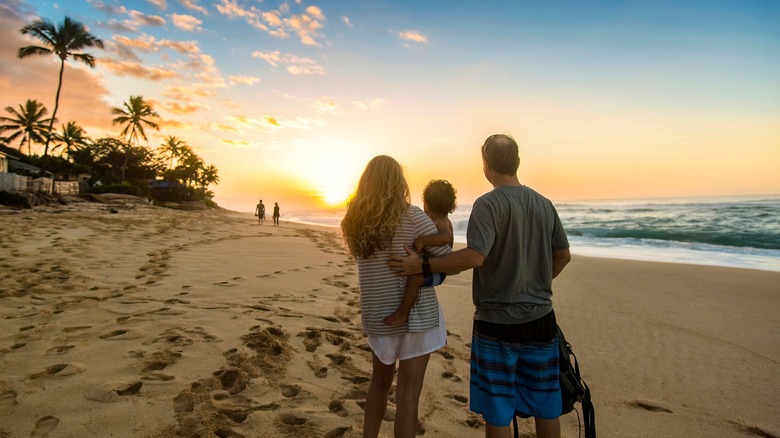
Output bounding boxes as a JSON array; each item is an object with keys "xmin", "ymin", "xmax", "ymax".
[{"xmin": 1, "ymin": 204, "xmax": 778, "ymax": 437}]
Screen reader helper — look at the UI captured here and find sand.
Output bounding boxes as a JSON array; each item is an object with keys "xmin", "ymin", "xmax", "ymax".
[{"xmin": 0, "ymin": 202, "xmax": 778, "ymax": 438}]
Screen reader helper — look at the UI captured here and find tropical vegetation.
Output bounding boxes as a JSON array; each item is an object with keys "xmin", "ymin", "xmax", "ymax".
[{"xmin": 1, "ymin": 16, "xmax": 219, "ymax": 207}]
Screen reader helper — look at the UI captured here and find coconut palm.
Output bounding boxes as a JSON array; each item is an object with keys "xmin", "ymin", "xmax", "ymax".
[
  {"xmin": 111, "ymin": 95, "xmax": 160, "ymax": 146},
  {"xmin": 18, "ymin": 16, "xmax": 104, "ymax": 157},
  {"xmin": 159, "ymin": 135, "xmax": 185, "ymax": 170},
  {"xmin": 52, "ymin": 121, "xmax": 89, "ymax": 160},
  {"xmin": 112, "ymin": 95, "xmax": 159, "ymax": 183},
  {"xmin": 0, "ymin": 99, "xmax": 54, "ymax": 155}
]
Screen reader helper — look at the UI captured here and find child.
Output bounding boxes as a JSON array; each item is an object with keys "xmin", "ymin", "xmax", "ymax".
[{"xmin": 383, "ymin": 179, "xmax": 457, "ymax": 326}]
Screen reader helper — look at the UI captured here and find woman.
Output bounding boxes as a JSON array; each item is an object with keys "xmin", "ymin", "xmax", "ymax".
[{"xmin": 341, "ymin": 155, "xmax": 451, "ymax": 437}]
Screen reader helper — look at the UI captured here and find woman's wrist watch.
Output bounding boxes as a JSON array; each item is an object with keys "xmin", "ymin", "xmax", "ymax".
[{"xmin": 422, "ymin": 253, "xmax": 431, "ymax": 275}]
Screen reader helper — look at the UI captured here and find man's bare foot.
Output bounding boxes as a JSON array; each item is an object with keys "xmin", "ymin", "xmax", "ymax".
[{"xmin": 382, "ymin": 311, "xmax": 409, "ymax": 326}]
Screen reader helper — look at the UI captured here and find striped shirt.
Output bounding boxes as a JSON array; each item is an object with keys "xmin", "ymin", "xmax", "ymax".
[{"xmin": 357, "ymin": 205, "xmax": 452, "ymax": 336}]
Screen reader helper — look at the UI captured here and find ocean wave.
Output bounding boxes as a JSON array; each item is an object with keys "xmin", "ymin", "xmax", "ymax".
[{"xmin": 566, "ymin": 227, "xmax": 780, "ymax": 250}]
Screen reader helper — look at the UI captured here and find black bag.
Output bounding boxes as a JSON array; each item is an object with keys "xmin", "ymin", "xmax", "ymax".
[{"xmin": 513, "ymin": 324, "xmax": 596, "ymax": 438}]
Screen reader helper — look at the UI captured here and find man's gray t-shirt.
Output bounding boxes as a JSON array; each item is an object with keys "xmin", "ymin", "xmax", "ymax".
[{"xmin": 466, "ymin": 184, "xmax": 569, "ymax": 324}]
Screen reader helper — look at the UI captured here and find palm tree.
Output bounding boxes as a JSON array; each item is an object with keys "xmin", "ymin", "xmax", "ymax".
[
  {"xmin": 52, "ymin": 121, "xmax": 89, "ymax": 160},
  {"xmin": 159, "ymin": 135, "xmax": 185, "ymax": 170},
  {"xmin": 111, "ymin": 96, "xmax": 159, "ymax": 183},
  {"xmin": 0, "ymin": 99, "xmax": 54, "ymax": 155},
  {"xmin": 18, "ymin": 16, "xmax": 104, "ymax": 157},
  {"xmin": 196, "ymin": 164, "xmax": 219, "ymax": 202},
  {"xmin": 111, "ymin": 96, "xmax": 160, "ymax": 146}
]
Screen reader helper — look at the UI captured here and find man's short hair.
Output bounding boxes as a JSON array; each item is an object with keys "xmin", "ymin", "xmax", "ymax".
[{"xmin": 481, "ymin": 134, "xmax": 519, "ymax": 176}]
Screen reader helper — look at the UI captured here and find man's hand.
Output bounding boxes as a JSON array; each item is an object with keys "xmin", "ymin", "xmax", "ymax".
[
  {"xmin": 413, "ymin": 237, "xmax": 425, "ymax": 252},
  {"xmin": 389, "ymin": 244, "xmax": 422, "ymax": 275}
]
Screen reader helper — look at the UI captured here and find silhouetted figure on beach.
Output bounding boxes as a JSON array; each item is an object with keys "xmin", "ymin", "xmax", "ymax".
[
  {"xmin": 273, "ymin": 202, "xmax": 280, "ymax": 227},
  {"xmin": 255, "ymin": 199, "xmax": 265, "ymax": 225}
]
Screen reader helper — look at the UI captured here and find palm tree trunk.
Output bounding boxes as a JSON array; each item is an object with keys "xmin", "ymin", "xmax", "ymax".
[{"xmin": 44, "ymin": 59, "xmax": 65, "ymax": 158}]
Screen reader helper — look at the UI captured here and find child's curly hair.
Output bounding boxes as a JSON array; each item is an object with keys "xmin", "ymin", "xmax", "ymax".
[{"xmin": 423, "ymin": 179, "xmax": 457, "ymax": 216}]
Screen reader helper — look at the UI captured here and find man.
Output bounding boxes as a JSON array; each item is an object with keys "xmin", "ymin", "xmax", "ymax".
[
  {"xmin": 390, "ymin": 134, "xmax": 571, "ymax": 438},
  {"xmin": 255, "ymin": 199, "xmax": 265, "ymax": 225}
]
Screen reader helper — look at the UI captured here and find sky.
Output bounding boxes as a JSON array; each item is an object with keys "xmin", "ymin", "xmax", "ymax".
[{"xmin": 1, "ymin": 0, "xmax": 778, "ymax": 212}]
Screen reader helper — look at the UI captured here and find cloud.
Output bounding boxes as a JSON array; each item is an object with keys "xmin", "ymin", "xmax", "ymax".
[
  {"xmin": 222, "ymin": 139, "xmax": 253, "ymax": 148},
  {"xmin": 162, "ymin": 80, "xmax": 225, "ymax": 100},
  {"xmin": 215, "ymin": 124, "xmax": 238, "ymax": 132},
  {"xmin": 99, "ymin": 58, "xmax": 180, "ymax": 80},
  {"xmin": 285, "ymin": 9, "xmax": 325, "ymax": 46},
  {"xmin": 178, "ymin": 0, "xmax": 209, "ymax": 15},
  {"xmin": 170, "ymin": 13, "xmax": 202, "ymax": 31},
  {"xmin": 160, "ymin": 101, "xmax": 208, "ymax": 114},
  {"xmin": 129, "ymin": 10, "xmax": 167, "ymax": 27},
  {"xmin": 157, "ymin": 117, "xmax": 191, "ymax": 129},
  {"xmin": 217, "ymin": 0, "xmax": 326, "ymax": 46},
  {"xmin": 148, "ymin": 0, "xmax": 167, "ymax": 10},
  {"xmin": 229, "ymin": 75, "xmax": 259, "ymax": 86},
  {"xmin": 225, "ymin": 114, "xmax": 313, "ymax": 133},
  {"xmin": 113, "ymin": 34, "xmax": 201, "ymax": 55},
  {"xmin": 309, "ymin": 96, "xmax": 343, "ymax": 115},
  {"xmin": 96, "ymin": 19, "xmax": 138, "ymax": 33},
  {"xmin": 219, "ymin": 99, "xmax": 242, "ymax": 109},
  {"xmin": 88, "ymin": 0, "xmax": 127, "ymax": 15},
  {"xmin": 215, "ymin": 0, "xmax": 255, "ymax": 19},
  {"xmin": 398, "ymin": 29, "xmax": 428, "ymax": 45},
  {"xmin": 352, "ymin": 98, "xmax": 386, "ymax": 110},
  {"xmin": 251, "ymin": 50, "xmax": 325, "ymax": 75},
  {"xmin": 342, "ymin": 16, "xmax": 353, "ymax": 28}
]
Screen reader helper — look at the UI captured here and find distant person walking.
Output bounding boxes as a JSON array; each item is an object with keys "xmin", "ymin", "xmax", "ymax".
[
  {"xmin": 273, "ymin": 202, "xmax": 280, "ymax": 227},
  {"xmin": 255, "ymin": 199, "xmax": 265, "ymax": 225}
]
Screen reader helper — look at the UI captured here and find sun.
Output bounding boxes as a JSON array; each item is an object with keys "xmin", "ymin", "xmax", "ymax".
[
  {"xmin": 320, "ymin": 186, "xmax": 352, "ymax": 207},
  {"xmin": 301, "ymin": 139, "xmax": 369, "ymax": 208}
]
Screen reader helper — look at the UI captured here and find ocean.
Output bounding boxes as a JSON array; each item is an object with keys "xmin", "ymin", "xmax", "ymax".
[{"xmin": 283, "ymin": 195, "xmax": 780, "ymax": 273}]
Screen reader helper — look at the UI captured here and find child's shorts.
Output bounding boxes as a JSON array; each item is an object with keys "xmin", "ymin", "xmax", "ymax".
[{"xmin": 368, "ymin": 305, "xmax": 447, "ymax": 365}]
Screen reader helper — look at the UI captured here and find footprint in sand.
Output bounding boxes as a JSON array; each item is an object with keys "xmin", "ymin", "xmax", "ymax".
[
  {"xmin": 0, "ymin": 390, "xmax": 17, "ymax": 414},
  {"xmin": 628, "ymin": 400, "xmax": 674, "ymax": 413},
  {"xmin": 30, "ymin": 415, "xmax": 59, "ymax": 437},
  {"xmin": 85, "ymin": 381, "xmax": 143, "ymax": 403},
  {"xmin": 62, "ymin": 326, "xmax": 92, "ymax": 333},
  {"xmin": 279, "ymin": 384, "xmax": 300, "ymax": 398},
  {"xmin": 324, "ymin": 426, "xmax": 353, "ymax": 438},
  {"xmin": 30, "ymin": 363, "xmax": 87, "ymax": 379},
  {"xmin": 441, "ymin": 371, "xmax": 462, "ymax": 382},
  {"xmin": 45, "ymin": 345, "xmax": 75, "ymax": 356},
  {"xmin": 99, "ymin": 329, "xmax": 144, "ymax": 340},
  {"xmin": 328, "ymin": 400, "xmax": 349, "ymax": 417},
  {"xmin": 278, "ymin": 413, "xmax": 307, "ymax": 426}
]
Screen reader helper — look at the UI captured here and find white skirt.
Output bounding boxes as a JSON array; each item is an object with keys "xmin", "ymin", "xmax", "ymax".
[{"xmin": 368, "ymin": 304, "xmax": 447, "ymax": 365}]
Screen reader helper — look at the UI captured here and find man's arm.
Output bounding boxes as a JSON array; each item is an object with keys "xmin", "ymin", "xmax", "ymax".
[
  {"xmin": 390, "ymin": 244, "xmax": 485, "ymax": 275},
  {"xmin": 552, "ymin": 248, "xmax": 571, "ymax": 278}
]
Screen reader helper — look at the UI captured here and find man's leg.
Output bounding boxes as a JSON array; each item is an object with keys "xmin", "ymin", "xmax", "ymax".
[
  {"xmin": 485, "ymin": 423, "xmax": 511, "ymax": 438},
  {"xmin": 394, "ymin": 353, "xmax": 431, "ymax": 437},
  {"xmin": 534, "ymin": 417, "xmax": 560, "ymax": 438},
  {"xmin": 363, "ymin": 353, "xmax": 395, "ymax": 438}
]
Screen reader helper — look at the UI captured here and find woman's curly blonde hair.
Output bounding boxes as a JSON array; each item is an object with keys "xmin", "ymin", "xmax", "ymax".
[{"xmin": 341, "ymin": 155, "xmax": 410, "ymax": 258}]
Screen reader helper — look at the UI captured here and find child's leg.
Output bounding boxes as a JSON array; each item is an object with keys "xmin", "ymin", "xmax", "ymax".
[{"xmin": 382, "ymin": 274, "xmax": 423, "ymax": 326}]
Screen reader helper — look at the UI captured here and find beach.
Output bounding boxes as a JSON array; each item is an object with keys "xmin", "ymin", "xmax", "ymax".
[{"xmin": 0, "ymin": 203, "xmax": 778, "ymax": 438}]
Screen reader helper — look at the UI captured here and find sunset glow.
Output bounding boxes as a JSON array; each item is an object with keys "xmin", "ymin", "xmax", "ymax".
[{"xmin": 2, "ymin": 1, "xmax": 778, "ymax": 213}]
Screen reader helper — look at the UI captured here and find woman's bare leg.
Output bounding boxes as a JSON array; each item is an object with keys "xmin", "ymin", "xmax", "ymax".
[
  {"xmin": 394, "ymin": 353, "xmax": 431, "ymax": 437},
  {"xmin": 363, "ymin": 353, "xmax": 396, "ymax": 438}
]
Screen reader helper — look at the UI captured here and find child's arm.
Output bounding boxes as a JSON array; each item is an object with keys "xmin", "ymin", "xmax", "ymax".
[{"xmin": 414, "ymin": 219, "xmax": 452, "ymax": 252}]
